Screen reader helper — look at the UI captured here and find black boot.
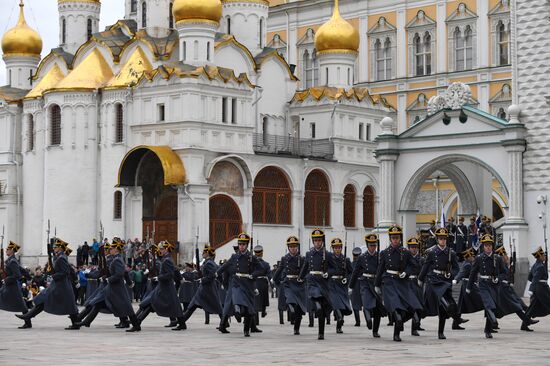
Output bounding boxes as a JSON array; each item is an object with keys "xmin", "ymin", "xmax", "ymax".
[
  {"xmin": 308, "ymin": 312, "xmax": 314, "ymax": 327},
  {"xmin": 438, "ymin": 316, "xmax": 446, "ymax": 339},
  {"xmin": 336, "ymin": 320, "xmax": 344, "ymax": 334},
  {"xmin": 393, "ymin": 311, "xmax": 404, "ymax": 332},
  {"xmin": 411, "ymin": 320, "xmax": 419, "ymax": 336},
  {"xmin": 250, "ymin": 315, "xmax": 263, "ymax": 333},
  {"xmin": 243, "ymin": 316, "xmax": 251, "ymax": 337},
  {"xmin": 205, "ymin": 312, "xmax": 210, "ymax": 325},
  {"xmin": 76, "ymin": 306, "xmax": 92, "ymax": 322},
  {"xmin": 318, "ymin": 314, "xmax": 325, "ymax": 340},
  {"xmin": 484, "ymin": 318, "xmax": 493, "ymax": 338},
  {"xmin": 234, "ymin": 305, "xmax": 242, "ymax": 323},
  {"xmin": 126, "ymin": 313, "xmax": 141, "ymax": 332},
  {"xmin": 65, "ymin": 314, "xmax": 81, "ymax": 330},
  {"xmin": 353, "ymin": 310, "xmax": 361, "ymax": 327},
  {"xmin": 278, "ymin": 310, "xmax": 284, "ymax": 325},
  {"xmin": 116, "ymin": 317, "xmax": 130, "ymax": 329},
  {"xmin": 172, "ymin": 317, "xmax": 187, "ymax": 331},
  {"xmin": 393, "ymin": 323, "xmax": 401, "ymax": 342},
  {"xmin": 363, "ymin": 309, "xmax": 372, "ymax": 330},
  {"xmin": 372, "ymin": 316, "xmax": 381, "ymax": 338},
  {"xmin": 76, "ymin": 306, "xmax": 100, "ymax": 328},
  {"xmin": 517, "ymin": 311, "xmax": 539, "ymax": 326},
  {"xmin": 293, "ymin": 315, "xmax": 302, "ymax": 335},
  {"xmin": 218, "ymin": 315, "xmax": 230, "ymax": 334},
  {"xmin": 16, "ymin": 303, "xmax": 44, "ymax": 320},
  {"xmin": 452, "ymin": 318, "xmax": 464, "ymax": 330},
  {"xmin": 165, "ymin": 317, "xmax": 177, "ymax": 328},
  {"xmin": 18, "ymin": 318, "xmax": 32, "ymax": 329},
  {"xmin": 137, "ymin": 306, "xmax": 152, "ymax": 323}
]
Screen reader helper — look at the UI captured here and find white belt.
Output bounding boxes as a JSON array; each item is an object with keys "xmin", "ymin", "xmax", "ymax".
[
  {"xmin": 408, "ymin": 275, "xmax": 417, "ymax": 279},
  {"xmin": 236, "ymin": 273, "xmax": 252, "ymax": 278},
  {"xmin": 310, "ymin": 271, "xmax": 324, "ymax": 275},
  {"xmin": 540, "ymin": 280, "xmax": 548, "ymax": 283},
  {"xmin": 331, "ymin": 276, "xmax": 343, "ymax": 279},
  {"xmin": 462, "ymin": 279, "xmax": 469, "ymax": 282},
  {"xmin": 433, "ymin": 269, "xmax": 449, "ymax": 275},
  {"xmin": 386, "ymin": 270, "xmax": 399, "ymax": 275},
  {"xmin": 362, "ymin": 273, "xmax": 375, "ymax": 278},
  {"xmin": 286, "ymin": 275, "xmax": 299, "ymax": 279},
  {"xmin": 479, "ymin": 275, "xmax": 495, "ymax": 280},
  {"xmin": 257, "ymin": 276, "xmax": 268, "ymax": 279}
]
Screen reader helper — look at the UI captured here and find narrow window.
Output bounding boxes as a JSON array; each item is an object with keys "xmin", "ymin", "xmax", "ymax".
[
  {"xmin": 182, "ymin": 41, "xmax": 186, "ymax": 61},
  {"xmin": 87, "ymin": 19, "xmax": 93, "ymax": 40},
  {"xmin": 310, "ymin": 122, "xmax": 316, "ymax": 139},
  {"xmin": 114, "ymin": 191, "xmax": 123, "ymax": 219},
  {"xmin": 207, "ymin": 42, "xmax": 211, "ymax": 61},
  {"xmin": 158, "ymin": 104, "xmax": 165, "ymax": 122},
  {"xmin": 142, "ymin": 1, "xmax": 147, "ymax": 28},
  {"xmin": 497, "ymin": 21, "xmax": 509, "ymax": 65},
  {"xmin": 131, "ymin": 0, "xmax": 137, "ymax": 13},
  {"xmin": 169, "ymin": 2, "xmax": 174, "ymax": 28},
  {"xmin": 231, "ymin": 98, "xmax": 237, "ymax": 124},
  {"xmin": 222, "ymin": 97, "xmax": 228, "ymax": 123},
  {"xmin": 358, "ymin": 123, "xmax": 364, "ymax": 140},
  {"xmin": 115, "ymin": 104, "xmax": 124, "ymax": 143},
  {"xmin": 227, "ymin": 17, "xmax": 231, "ymax": 34},
  {"xmin": 50, "ymin": 105, "xmax": 62, "ymax": 146},
  {"xmin": 366, "ymin": 124, "xmax": 371, "ymax": 141},
  {"xmin": 259, "ymin": 18, "xmax": 264, "ymax": 48},
  {"xmin": 27, "ymin": 115, "xmax": 34, "ymax": 152},
  {"xmin": 62, "ymin": 18, "xmax": 66, "ymax": 44}
]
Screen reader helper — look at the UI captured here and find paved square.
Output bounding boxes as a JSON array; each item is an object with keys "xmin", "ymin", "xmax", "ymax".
[{"xmin": 0, "ymin": 302, "xmax": 549, "ymax": 366}]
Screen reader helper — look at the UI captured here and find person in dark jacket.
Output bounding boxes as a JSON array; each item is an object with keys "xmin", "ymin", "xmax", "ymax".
[
  {"xmin": 273, "ymin": 236, "xmax": 307, "ymax": 335},
  {"xmin": 253, "ymin": 245, "xmax": 271, "ymax": 326},
  {"xmin": 0, "ymin": 242, "xmax": 30, "ymax": 328},
  {"xmin": 179, "ymin": 245, "xmax": 223, "ymax": 330},
  {"xmin": 405, "ymin": 237, "xmax": 424, "ymax": 336},
  {"xmin": 327, "ymin": 238, "xmax": 352, "ymax": 334},
  {"xmin": 298, "ymin": 229, "xmax": 332, "ymax": 340},
  {"xmin": 179, "ymin": 263, "xmax": 198, "ymax": 311},
  {"xmin": 17, "ymin": 239, "xmax": 80, "ymax": 330},
  {"xmin": 452, "ymin": 248, "xmax": 483, "ymax": 326},
  {"xmin": 375, "ymin": 225, "xmax": 423, "ymax": 342},
  {"xmin": 349, "ymin": 234, "xmax": 387, "ymax": 338},
  {"xmin": 217, "ymin": 233, "xmax": 265, "ymax": 337},
  {"xmin": 132, "ymin": 240, "xmax": 184, "ymax": 331},
  {"xmin": 418, "ymin": 228, "xmax": 460, "ymax": 340},
  {"xmin": 526, "ymin": 247, "xmax": 550, "ymax": 319},
  {"xmin": 349, "ymin": 247, "xmax": 363, "ymax": 327}
]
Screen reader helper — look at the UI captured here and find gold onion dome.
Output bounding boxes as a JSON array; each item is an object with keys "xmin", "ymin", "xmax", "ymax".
[
  {"xmin": 314, "ymin": 0, "xmax": 359, "ymax": 54},
  {"xmin": 173, "ymin": 0, "xmax": 223, "ymax": 24},
  {"xmin": 2, "ymin": 0, "xmax": 43, "ymax": 57}
]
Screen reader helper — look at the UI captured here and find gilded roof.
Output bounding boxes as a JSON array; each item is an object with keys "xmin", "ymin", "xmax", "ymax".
[
  {"xmin": 53, "ymin": 48, "xmax": 113, "ymax": 91},
  {"xmin": 1, "ymin": 0, "xmax": 43, "ymax": 57},
  {"xmin": 105, "ymin": 46, "xmax": 153, "ymax": 89},
  {"xmin": 25, "ymin": 64, "xmax": 66, "ymax": 99},
  {"xmin": 134, "ymin": 29, "xmax": 178, "ymax": 61},
  {"xmin": 291, "ymin": 86, "xmax": 395, "ymax": 110}
]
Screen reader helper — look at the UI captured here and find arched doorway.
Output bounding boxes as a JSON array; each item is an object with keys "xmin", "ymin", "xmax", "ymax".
[
  {"xmin": 117, "ymin": 146, "xmax": 186, "ymax": 246},
  {"xmin": 304, "ymin": 169, "xmax": 331, "ymax": 226},
  {"xmin": 209, "ymin": 194, "xmax": 242, "ymax": 249}
]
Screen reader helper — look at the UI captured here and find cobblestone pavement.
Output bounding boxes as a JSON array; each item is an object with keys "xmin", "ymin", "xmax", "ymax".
[{"xmin": 0, "ymin": 303, "xmax": 549, "ymax": 365}]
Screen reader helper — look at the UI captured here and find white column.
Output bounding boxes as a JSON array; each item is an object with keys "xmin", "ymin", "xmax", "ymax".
[
  {"xmin": 356, "ymin": 195, "xmax": 364, "ymax": 233},
  {"xmin": 397, "ymin": 93, "xmax": 407, "ymax": 133},
  {"xmin": 476, "ymin": 0, "xmax": 489, "ymax": 68},
  {"xmin": 396, "ymin": 7, "xmax": 407, "ymax": 78},
  {"xmin": 177, "ymin": 184, "xmax": 210, "ymax": 261},
  {"xmin": 127, "ymin": 186, "xmax": 143, "ymax": 240},
  {"xmin": 332, "ymin": 192, "xmax": 344, "ymax": 233},
  {"xmin": 292, "ymin": 190, "xmax": 303, "ymax": 243},
  {"xmin": 378, "ymin": 154, "xmax": 397, "ymax": 227},
  {"xmin": 436, "ymin": 0, "xmax": 447, "ymax": 73},
  {"xmin": 359, "ymin": 16, "xmax": 369, "ymax": 83},
  {"xmin": 505, "ymin": 145, "xmax": 526, "ymax": 223}
]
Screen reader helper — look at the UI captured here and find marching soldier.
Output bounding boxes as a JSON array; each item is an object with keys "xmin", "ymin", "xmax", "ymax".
[
  {"xmin": 526, "ymin": 247, "xmax": 550, "ymax": 319},
  {"xmin": 405, "ymin": 237, "xmax": 424, "ymax": 336},
  {"xmin": 418, "ymin": 228, "xmax": 460, "ymax": 339},
  {"xmin": 76, "ymin": 238, "xmax": 141, "ymax": 332},
  {"xmin": 350, "ymin": 247, "xmax": 363, "ymax": 327},
  {"xmin": 17, "ymin": 239, "xmax": 79, "ymax": 330},
  {"xmin": 455, "ymin": 217, "xmax": 468, "ymax": 258},
  {"xmin": 327, "ymin": 238, "xmax": 352, "ymax": 334},
  {"xmin": 253, "ymin": 245, "xmax": 271, "ymax": 325},
  {"xmin": 349, "ymin": 234, "xmax": 386, "ymax": 338},
  {"xmin": 178, "ymin": 262, "xmax": 198, "ymax": 312},
  {"xmin": 298, "ymin": 229, "xmax": 332, "ymax": 340},
  {"xmin": 452, "ymin": 248, "xmax": 483, "ymax": 327},
  {"xmin": 133, "ymin": 241, "xmax": 185, "ymax": 331},
  {"xmin": 180, "ymin": 245, "xmax": 223, "ymax": 330},
  {"xmin": 216, "ymin": 233, "xmax": 265, "ymax": 337},
  {"xmin": 427, "ymin": 220, "xmax": 437, "ymax": 248},
  {"xmin": 467, "ymin": 216, "xmax": 478, "ymax": 251},
  {"xmin": 0, "ymin": 242, "xmax": 30, "ymax": 328},
  {"xmin": 445, "ymin": 218, "xmax": 457, "ymax": 252},
  {"xmin": 273, "ymin": 236, "xmax": 307, "ymax": 335},
  {"xmin": 494, "ymin": 245, "xmax": 534, "ymax": 331},
  {"xmin": 375, "ymin": 225, "xmax": 423, "ymax": 342}
]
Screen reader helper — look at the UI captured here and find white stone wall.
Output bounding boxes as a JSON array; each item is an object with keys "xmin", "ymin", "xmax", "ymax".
[
  {"xmin": 221, "ymin": 1, "xmax": 269, "ymax": 56},
  {"xmin": 58, "ymin": 1, "xmax": 100, "ymax": 55}
]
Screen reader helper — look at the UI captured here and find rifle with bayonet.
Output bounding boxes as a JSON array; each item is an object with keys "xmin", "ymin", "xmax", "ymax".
[
  {"xmin": 0, "ymin": 225, "xmax": 5, "ymax": 279},
  {"xmin": 46, "ymin": 220, "xmax": 55, "ymax": 274},
  {"xmin": 509, "ymin": 237, "xmax": 516, "ymax": 285},
  {"xmin": 195, "ymin": 226, "xmax": 201, "ymax": 278}
]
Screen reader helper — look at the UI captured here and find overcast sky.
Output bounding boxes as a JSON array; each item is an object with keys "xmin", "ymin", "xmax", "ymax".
[{"xmin": 0, "ymin": 0, "xmax": 124, "ymax": 86}]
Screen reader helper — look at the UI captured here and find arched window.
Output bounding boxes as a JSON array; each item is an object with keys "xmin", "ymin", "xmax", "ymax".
[
  {"xmin": 363, "ymin": 186, "xmax": 375, "ymax": 228},
  {"xmin": 414, "ymin": 32, "xmax": 431, "ymax": 76},
  {"xmin": 131, "ymin": 0, "xmax": 137, "ymax": 13},
  {"xmin": 259, "ymin": 18, "xmax": 264, "ymax": 48},
  {"xmin": 312, "ymin": 50, "xmax": 319, "ymax": 86},
  {"xmin": 87, "ymin": 19, "xmax": 93, "ymax": 40},
  {"xmin": 142, "ymin": 1, "xmax": 147, "ymax": 28},
  {"xmin": 253, "ymin": 167, "xmax": 291, "ymax": 224},
  {"xmin": 375, "ymin": 38, "xmax": 392, "ymax": 80},
  {"xmin": 303, "ymin": 50, "xmax": 311, "ymax": 87},
  {"xmin": 262, "ymin": 116, "xmax": 268, "ymax": 144},
  {"xmin": 343, "ymin": 184, "xmax": 356, "ymax": 228},
  {"xmin": 115, "ymin": 104, "xmax": 124, "ymax": 143},
  {"xmin": 304, "ymin": 169, "xmax": 330, "ymax": 226},
  {"xmin": 182, "ymin": 41, "xmax": 186, "ymax": 61},
  {"xmin": 209, "ymin": 195, "xmax": 242, "ymax": 248},
  {"xmin": 62, "ymin": 18, "xmax": 66, "ymax": 44},
  {"xmin": 455, "ymin": 26, "xmax": 473, "ymax": 71},
  {"xmin": 169, "ymin": 2, "xmax": 174, "ymax": 28},
  {"xmin": 207, "ymin": 41, "xmax": 211, "ymax": 61},
  {"xmin": 27, "ymin": 114, "xmax": 34, "ymax": 152},
  {"xmin": 113, "ymin": 191, "xmax": 123, "ymax": 219},
  {"xmin": 50, "ymin": 105, "xmax": 61, "ymax": 146},
  {"xmin": 464, "ymin": 26, "xmax": 473, "ymax": 69},
  {"xmin": 497, "ymin": 21, "xmax": 509, "ymax": 65},
  {"xmin": 227, "ymin": 17, "xmax": 231, "ymax": 35},
  {"xmin": 497, "ymin": 107, "xmax": 507, "ymax": 120}
]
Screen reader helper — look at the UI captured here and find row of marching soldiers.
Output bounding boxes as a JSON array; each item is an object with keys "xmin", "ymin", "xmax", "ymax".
[{"xmin": 1, "ymin": 227, "xmax": 550, "ymax": 341}]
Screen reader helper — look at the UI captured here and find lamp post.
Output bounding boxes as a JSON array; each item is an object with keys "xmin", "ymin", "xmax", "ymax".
[{"xmin": 433, "ymin": 176, "xmax": 440, "ymax": 224}]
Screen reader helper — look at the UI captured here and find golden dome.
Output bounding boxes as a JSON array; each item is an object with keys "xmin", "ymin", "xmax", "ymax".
[
  {"xmin": 2, "ymin": 1, "xmax": 43, "ymax": 57},
  {"xmin": 173, "ymin": 0, "xmax": 222, "ymax": 24},
  {"xmin": 314, "ymin": 0, "xmax": 359, "ymax": 54}
]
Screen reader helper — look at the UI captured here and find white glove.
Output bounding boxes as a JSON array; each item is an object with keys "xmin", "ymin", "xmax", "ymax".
[
  {"xmin": 254, "ymin": 289, "xmax": 259, "ymax": 296},
  {"xmin": 452, "ymin": 279, "xmax": 457, "ymax": 285},
  {"xmin": 465, "ymin": 288, "xmax": 471, "ymax": 294},
  {"xmin": 527, "ymin": 290, "xmax": 533, "ymax": 297},
  {"xmin": 297, "ymin": 278, "xmax": 304, "ymax": 283},
  {"xmin": 399, "ymin": 272, "xmax": 407, "ymax": 279},
  {"xmin": 342, "ymin": 278, "xmax": 348, "ymax": 285},
  {"xmin": 130, "ymin": 283, "xmax": 135, "ymax": 289},
  {"xmin": 502, "ymin": 280, "xmax": 509, "ymax": 284},
  {"xmin": 153, "ymin": 276, "xmax": 158, "ymax": 282},
  {"xmin": 76, "ymin": 283, "xmax": 81, "ymax": 289},
  {"xmin": 375, "ymin": 286, "xmax": 381, "ymax": 295},
  {"xmin": 417, "ymin": 280, "xmax": 423, "ymax": 287},
  {"xmin": 144, "ymin": 269, "xmax": 149, "ymax": 275},
  {"xmin": 322, "ymin": 273, "xmax": 328, "ymax": 279}
]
